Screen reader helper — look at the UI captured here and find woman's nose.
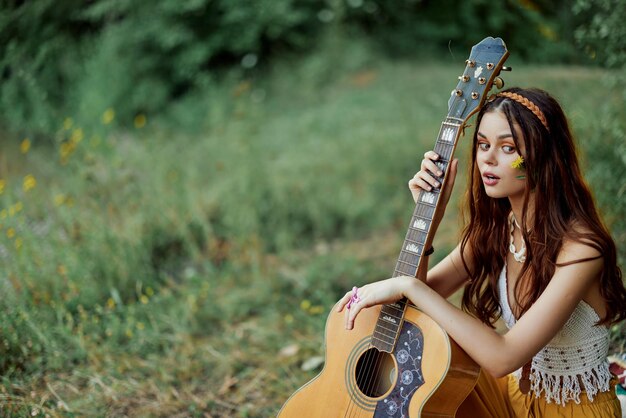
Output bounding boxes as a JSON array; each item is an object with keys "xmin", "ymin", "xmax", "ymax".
[{"xmin": 480, "ymin": 148, "xmax": 497, "ymax": 165}]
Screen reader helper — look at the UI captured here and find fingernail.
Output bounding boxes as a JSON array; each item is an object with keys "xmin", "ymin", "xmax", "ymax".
[
  {"xmin": 435, "ymin": 182, "xmax": 440, "ymax": 187},
  {"xmin": 438, "ymin": 171, "xmax": 443, "ymax": 176},
  {"xmin": 428, "ymin": 186, "xmax": 432, "ymax": 191}
]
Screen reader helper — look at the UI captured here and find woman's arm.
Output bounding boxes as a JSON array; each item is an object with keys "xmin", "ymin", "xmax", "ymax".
[
  {"xmin": 338, "ymin": 239, "xmax": 602, "ymax": 378},
  {"xmin": 419, "ymin": 243, "xmax": 471, "ymax": 298}
]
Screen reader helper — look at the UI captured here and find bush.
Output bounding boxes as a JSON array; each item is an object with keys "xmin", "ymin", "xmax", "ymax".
[{"xmin": 0, "ymin": 0, "xmax": 605, "ymax": 138}]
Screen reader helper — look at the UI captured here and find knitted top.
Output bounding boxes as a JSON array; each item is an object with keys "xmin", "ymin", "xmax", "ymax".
[{"xmin": 497, "ymin": 265, "xmax": 611, "ymax": 405}]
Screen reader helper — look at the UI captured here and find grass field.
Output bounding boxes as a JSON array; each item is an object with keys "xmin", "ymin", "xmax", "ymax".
[{"xmin": 0, "ymin": 52, "xmax": 624, "ymax": 417}]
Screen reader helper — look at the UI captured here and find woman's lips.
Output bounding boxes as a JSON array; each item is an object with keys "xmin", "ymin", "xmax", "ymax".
[{"xmin": 482, "ymin": 172, "xmax": 500, "ymax": 186}]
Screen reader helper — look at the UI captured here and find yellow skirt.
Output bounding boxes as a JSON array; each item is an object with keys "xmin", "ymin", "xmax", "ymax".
[{"xmin": 456, "ymin": 370, "xmax": 621, "ymax": 418}]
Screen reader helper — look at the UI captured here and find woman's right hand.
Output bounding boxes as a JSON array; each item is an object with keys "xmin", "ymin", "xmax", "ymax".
[
  {"xmin": 408, "ymin": 150, "xmax": 458, "ymax": 205},
  {"xmin": 408, "ymin": 151, "xmax": 459, "ymax": 250},
  {"xmin": 408, "ymin": 151, "xmax": 443, "ymax": 202}
]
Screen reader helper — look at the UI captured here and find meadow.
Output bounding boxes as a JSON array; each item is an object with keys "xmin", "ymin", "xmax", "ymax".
[{"xmin": 0, "ymin": 52, "xmax": 624, "ymax": 417}]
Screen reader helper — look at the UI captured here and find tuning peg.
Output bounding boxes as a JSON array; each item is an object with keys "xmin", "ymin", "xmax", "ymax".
[
  {"xmin": 501, "ymin": 66, "xmax": 512, "ymax": 71},
  {"xmin": 493, "ymin": 77, "xmax": 504, "ymax": 89}
]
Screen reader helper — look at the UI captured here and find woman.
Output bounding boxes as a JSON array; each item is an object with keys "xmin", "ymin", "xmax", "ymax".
[{"xmin": 337, "ymin": 87, "xmax": 624, "ymax": 416}]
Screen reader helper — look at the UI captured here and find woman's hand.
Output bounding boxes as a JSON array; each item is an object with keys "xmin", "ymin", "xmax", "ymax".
[
  {"xmin": 408, "ymin": 151, "xmax": 459, "ymax": 205},
  {"xmin": 408, "ymin": 151, "xmax": 459, "ymax": 232},
  {"xmin": 336, "ymin": 276, "xmax": 416, "ymax": 330}
]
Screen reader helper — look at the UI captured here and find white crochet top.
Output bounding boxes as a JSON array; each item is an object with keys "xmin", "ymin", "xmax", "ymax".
[{"xmin": 497, "ymin": 265, "xmax": 611, "ymax": 405}]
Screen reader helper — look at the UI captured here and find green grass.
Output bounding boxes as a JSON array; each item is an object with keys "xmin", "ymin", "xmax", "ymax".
[{"xmin": 0, "ymin": 50, "xmax": 624, "ymax": 417}]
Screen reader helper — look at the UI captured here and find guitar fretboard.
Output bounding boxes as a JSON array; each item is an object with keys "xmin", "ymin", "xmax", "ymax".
[{"xmin": 372, "ymin": 117, "xmax": 463, "ymax": 353}]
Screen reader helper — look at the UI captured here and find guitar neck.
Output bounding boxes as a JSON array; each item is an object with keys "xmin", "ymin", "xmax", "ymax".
[
  {"xmin": 369, "ymin": 36, "xmax": 509, "ymax": 354},
  {"xmin": 394, "ymin": 116, "xmax": 464, "ymax": 278},
  {"xmin": 372, "ymin": 117, "xmax": 463, "ymax": 353}
]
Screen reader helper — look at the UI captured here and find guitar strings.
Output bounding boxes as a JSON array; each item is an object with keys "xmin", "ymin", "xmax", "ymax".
[
  {"xmin": 362, "ymin": 342, "xmax": 382, "ymax": 406},
  {"xmin": 344, "ymin": 342, "xmax": 375, "ymax": 418}
]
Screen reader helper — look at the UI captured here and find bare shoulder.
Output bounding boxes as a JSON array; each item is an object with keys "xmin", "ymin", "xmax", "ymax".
[
  {"xmin": 551, "ymin": 221, "xmax": 606, "ymax": 317},
  {"xmin": 556, "ymin": 221, "xmax": 603, "ymax": 265}
]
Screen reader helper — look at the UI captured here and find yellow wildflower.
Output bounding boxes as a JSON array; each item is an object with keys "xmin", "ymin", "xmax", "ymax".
[
  {"xmin": 134, "ymin": 114, "xmax": 147, "ymax": 128},
  {"xmin": 146, "ymin": 286, "xmax": 154, "ymax": 296},
  {"xmin": 309, "ymin": 305, "xmax": 325, "ymax": 315},
  {"xmin": 511, "ymin": 156, "xmax": 525, "ymax": 170},
  {"xmin": 106, "ymin": 298, "xmax": 116, "ymax": 309},
  {"xmin": 60, "ymin": 141, "xmax": 76, "ymax": 160},
  {"xmin": 538, "ymin": 24, "xmax": 556, "ymax": 41},
  {"xmin": 14, "ymin": 202, "xmax": 23, "ymax": 212},
  {"xmin": 0, "ymin": 209, "xmax": 7, "ymax": 219},
  {"xmin": 54, "ymin": 194, "xmax": 65, "ymax": 206},
  {"xmin": 284, "ymin": 314, "xmax": 294, "ymax": 324},
  {"xmin": 0, "ymin": 179, "xmax": 5, "ymax": 195},
  {"xmin": 8, "ymin": 206, "xmax": 15, "ymax": 216},
  {"xmin": 14, "ymin": 237, "xmax": 23, "ymax": 250},
  {"xmin": 23, "ymin": 175, "xmax": 36, "ymax": 192},
  {"xmin": 6, "ymin": 228, "xmax": 15, "ymax": 239},
  {"xmin": 102, "ymin": 108, "xmax": 115, "ymax": 125},
  {"xmin": 70, "ymin": 128, "xmax": 84, "ymax": 144},
  {"xmin": 136, "ymin": 322, "xmax": 145, "ymax": 330},
  {"xmin": 63, "ymin": 117, "xmax": 73, "ymax": 130},
  {"xmin": 20, "ymin": 138, "xmax": 31, "ymax": 154},
  {"xmin": 300, "ymin": 299, "xmax": 311, "ymax": 311},
  {"xmin": 125, "ymin": 329, "xmax": 133, "ymax": 338},
  {"xmin": 140, "ymin": 295, "xmax": 149, "ymax": 304}
]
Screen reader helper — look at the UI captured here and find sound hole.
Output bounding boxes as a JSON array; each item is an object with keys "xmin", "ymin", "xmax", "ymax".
[{"xmin": 355, "ymin": 347, "xmax": 396, "ymax": 398}]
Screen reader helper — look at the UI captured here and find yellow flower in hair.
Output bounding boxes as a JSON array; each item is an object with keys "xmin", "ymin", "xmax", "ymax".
[{"xmin": 511, "ymin": 156, "xmax": 525, "ymax": 170}]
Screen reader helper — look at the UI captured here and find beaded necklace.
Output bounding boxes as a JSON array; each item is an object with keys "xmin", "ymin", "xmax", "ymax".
[{"xmin": 509, "ymin": 214, "xmax": 526, "ymax": 263}]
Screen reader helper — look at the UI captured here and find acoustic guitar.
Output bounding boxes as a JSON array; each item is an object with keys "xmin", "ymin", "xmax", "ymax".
[{"xmin": 279, "ymin": 37, "xmax": 510, "ymax": 418}]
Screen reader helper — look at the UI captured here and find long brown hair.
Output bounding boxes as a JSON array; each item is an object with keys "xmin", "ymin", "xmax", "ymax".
[{"xmin": 460, "ymin": 87, "xmax": 626, "ymax": 327}]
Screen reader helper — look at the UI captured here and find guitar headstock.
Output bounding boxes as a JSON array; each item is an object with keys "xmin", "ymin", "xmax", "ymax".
[{"xmin": 447, "ymin": 37, "xmax": 510, "ymax": 122}]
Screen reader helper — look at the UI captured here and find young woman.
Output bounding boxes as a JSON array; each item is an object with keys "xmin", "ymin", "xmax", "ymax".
[{"xmin": 337, "ymin": 87, "xmax": 625, "ymax": 416}]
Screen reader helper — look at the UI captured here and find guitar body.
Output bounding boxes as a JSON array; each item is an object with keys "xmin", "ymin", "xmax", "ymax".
[{"xmin": 278, "ymin": 304, "xmax": 480, "ymax": 417}]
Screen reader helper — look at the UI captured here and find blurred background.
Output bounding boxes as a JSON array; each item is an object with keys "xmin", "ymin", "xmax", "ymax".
[{"xmin": 0, "ymin": 0, "xmax": 624, "ymax": 416}]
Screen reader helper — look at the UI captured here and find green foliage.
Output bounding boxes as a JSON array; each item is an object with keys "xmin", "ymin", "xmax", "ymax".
[
  {"xmin": 0, "ymin": 0, "xmax": 323, "ymax": 134},
  {"xmin": 0, "ymin": 52, "xmax": 623, "ymax": 414},
  {"xmin": 0, "ymin": 4, "xmax": 625, "ymax": 412},
  {"xmin": 573, "ymin": 0, "xmax": 626, "ymax": 267},
  {"xmin": 343, "ymin": 0, "xmax": 582, "ymax": 62},
  {"xmin": 574, "ymin": 0, "xmax": 626, "ymax": 69},
  {"xmin": 0, "ymin": 0, "xmax": 613, "ymax": 137},
  {"xmin": 0, "ymin": 0, "xmax": 86, "ymax": 133}
]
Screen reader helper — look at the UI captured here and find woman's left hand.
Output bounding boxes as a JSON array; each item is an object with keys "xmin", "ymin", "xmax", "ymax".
[{"xmin": 336, "ymin": 276, "xmax": 416, "ymax": 330}]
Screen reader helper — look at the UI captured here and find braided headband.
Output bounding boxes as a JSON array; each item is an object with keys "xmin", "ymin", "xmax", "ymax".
[{"xmin": 495, "ymin": 91, "xmax": 550, "ymax": 132}]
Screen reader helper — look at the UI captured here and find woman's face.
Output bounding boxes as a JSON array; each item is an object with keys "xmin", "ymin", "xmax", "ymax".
[{"xmin": 475, "ymin": 111, "xmax": 527, "ymax": 200}]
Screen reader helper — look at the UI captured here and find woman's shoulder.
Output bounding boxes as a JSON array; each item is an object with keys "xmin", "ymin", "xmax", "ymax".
[{"xmin": 556, "ymin": 220, "xmax": 602, "ymax": 265}]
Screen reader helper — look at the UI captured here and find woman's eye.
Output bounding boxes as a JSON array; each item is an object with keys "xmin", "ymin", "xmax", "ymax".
[
  {"xmin": 478, "ymin": 142, "xmax": 489, "ymax": 151},
  {"xmin": 502, "ymin": 145, "xmax": 516, "ymax": 153}
]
